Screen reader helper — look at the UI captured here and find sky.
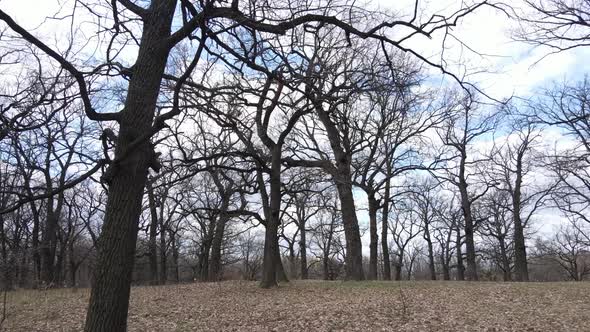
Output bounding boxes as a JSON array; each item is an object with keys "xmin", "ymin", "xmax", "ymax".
[
  {"xmin": 1, "ymin": 0, "xmax": 585, "ymax": 247},
  {"xmin": 2, "ymin": 0, "xmax": 586, "ymax": 97}
]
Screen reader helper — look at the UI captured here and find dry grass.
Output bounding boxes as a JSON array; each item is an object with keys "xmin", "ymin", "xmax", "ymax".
[{"xmin": 2, "ymin": 280, "xmax": 589, "ymax": 331}]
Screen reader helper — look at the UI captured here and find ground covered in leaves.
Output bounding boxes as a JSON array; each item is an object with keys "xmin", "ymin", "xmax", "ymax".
[{"xmin": 3, "ymin": 280, "xmax": 589, "ymax": 331}]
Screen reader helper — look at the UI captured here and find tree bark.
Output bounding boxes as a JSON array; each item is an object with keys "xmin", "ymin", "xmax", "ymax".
[{"xmin": 84, "ymin": 2, "xmax": 177, "ymax": 330}]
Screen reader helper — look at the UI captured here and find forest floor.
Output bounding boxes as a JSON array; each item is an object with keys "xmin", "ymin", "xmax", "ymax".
[{"xmin": 3, "ymin": 280, "xmax": 589, "ymax": 331}]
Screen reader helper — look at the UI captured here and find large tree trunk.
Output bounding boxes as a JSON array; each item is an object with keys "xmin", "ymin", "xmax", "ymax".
[
  {"xmin": 197, "ymin": 219, "xmax": 216, "ymax": 281},
  {"xmin": 84, "ymin": 2, "xmax": 177, "ymax": 330},
  {"xmin": 146, "ymin": 181, "xmax": 159, "ymax": 285},
  {"xmin": 441, "ymin": 253, "xmax": 451, "ymax": 281},
  {"xmin": 458, "ymin": 154, "xmax": 478, "ymax": 281},
  {"xmin": 260, "ymin": 148, "xmax": 282, "ymax": 288},
  {"xmin": 40, "ymin": 209, "xmax": 58, "ymax": 286},
  {"xmin": 208, "ymin": 198, "xmax": 230, "ymax": 282},
  {"xmin": 394, "ymin": 256, "xmax": 403, "ymax": 281},
  {"xmin": 512, "ymin": 159, "xmax": 529, "ymax": 281},
  {"xmin": 315, "ymin": 105, "xmax": 363, "ymax": 281},
  {"xmin": 367, "ymin": 193, "xmax": 379, "ymax": 280},
  {"xmin": 335, "ymin": 179, "xmax": 364, "ymax": 281}
]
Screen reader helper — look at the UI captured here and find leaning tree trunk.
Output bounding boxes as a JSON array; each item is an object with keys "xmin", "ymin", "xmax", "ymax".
[
  {"xmin": 84, "ymin": 2, "xmax": 177, "ymax": 330},
  {"xmin": 367, "ymin": 193, "xmax": 379, "ymax": 280}
]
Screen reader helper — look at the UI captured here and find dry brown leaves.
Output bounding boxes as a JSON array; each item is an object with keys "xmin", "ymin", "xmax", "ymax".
[{"xmin": 3, "ymin": 280, "xmax": 589, "ymax": 331}]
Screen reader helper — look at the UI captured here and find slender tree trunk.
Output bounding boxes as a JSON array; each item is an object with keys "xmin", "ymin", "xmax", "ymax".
[
  {"xmin": 171, "ymin": 233, "xmax": 179, "ymax": 282},
  {"xmin": 455, "ymin": 226, "xmax": 465, "ymax": 281},
  {"xmin": 299, "ymin": 219, "xmax": 308, "ymax": 279},
  {"xmin": 31, "ymin": 211, "xmax": 41, "ymax": 283},
  {"xmin": 55, "ymin": 239, "xmax": 66, "ymax": 286},
  {"xmin": 288, "ymin": 245, "xmax": 297, "ymax": 279},
  {"xmin": 323, "ymin": 253, "xmax": 330, "ymax": 280},
  {"xmin": 381, "ymin": 177, "xmax": 391, "ymax": 280},
  {"xmin": 367, "ymin": 193, "xmax": 378, "ymax": 280},
  {"xmin": 68, "ymin": 240, "xmax": 77, "ymax": 287},
  {"xmin": 208, "ymin": 199, "xmax": 230, "ymax": 282},
  {"xmin": 498, "ymin": 236, "xmax": 511, "ymax": 281},
  {"xmin": 513, "ymin": 160, "xmax": 529, "ymax": 281},
  {"xmin": 159, "ymin": 223, "xmax": 167, "ymax": 285},
  {"xmin": 146, "ymin": 181, "xmax": 159, "ymax": 285},
  {"xmin": 424, "ymin": 223, "xmax": 436, "ymax": 280},
  {"xmin": 323, "ymin": 221, "xmax": 334, "ymax": 280},
  {"xmin": 84, "ymin": 2, "xmax": 177, "ymax": 330}
]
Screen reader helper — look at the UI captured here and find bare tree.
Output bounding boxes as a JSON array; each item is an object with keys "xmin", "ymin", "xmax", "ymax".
[{"xmin": 436, "ymin": 95, "xmax": 500, "ymax": 280}]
